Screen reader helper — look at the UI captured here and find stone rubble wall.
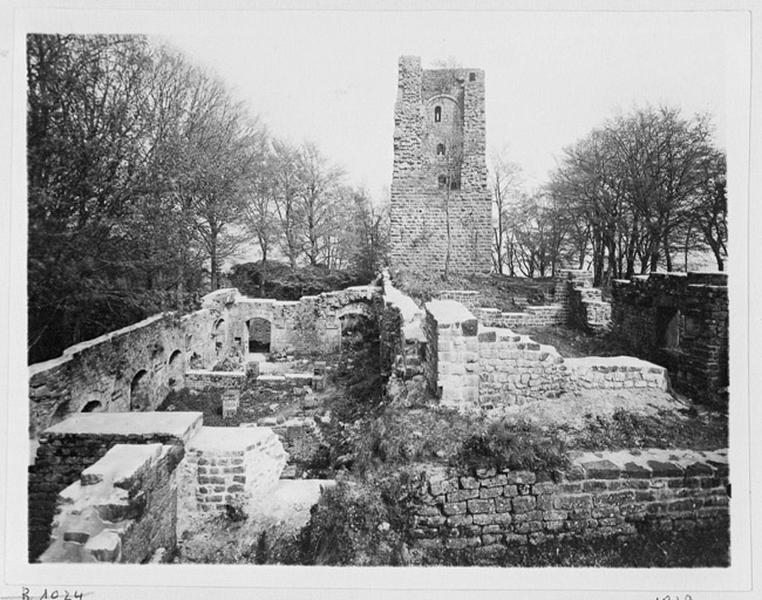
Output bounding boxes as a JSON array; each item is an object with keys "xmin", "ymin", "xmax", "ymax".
[
  {"xmin": 28, "ymin": 412, "xmax": 202, "ymax": 562},
  {"xmin": 611, "ymin": 272, "xmax": 729, "ymax": 406},
  {"xmin": 39, "ymin": 443, "xmax": 183, "ymax": 564},
  {"xmin": 29, "ymin": 284, "xmax": 384, "ymax": 435},
  {"xmin": 410, "ymin": 448, "xmax": 729, "ymax": 556}
]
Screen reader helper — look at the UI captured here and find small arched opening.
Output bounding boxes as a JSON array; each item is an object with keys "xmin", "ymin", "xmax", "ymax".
[
  {"xmin": 167, "ymin": 349, "xmax": 184, "ymax": 391},
  {"xmin": 247, "ymin": 317, "xmax": 272, "ymax": 354},
  {"xmin": 130, "ymin": 369, "xmax": 150, "ymax": 411},
  {"xmin": 436, "ymin": 142, "xmax": 445, "ymax": 156},
  {"xmin": 434, "ymin": 105, "xmax": 442, "ymax": 122},
  {"xmin": 81, "ymin": 400, "xmax": 103, "ymax": 413}
]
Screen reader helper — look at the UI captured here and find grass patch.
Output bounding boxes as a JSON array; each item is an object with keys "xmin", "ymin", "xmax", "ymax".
[
  {"xmin": 455, "ymin": 418, "xmax": 569, "ymax": 474},
  {"xmin": 561, "ymin": 408, "xmax": 728, "ymax": 451}
]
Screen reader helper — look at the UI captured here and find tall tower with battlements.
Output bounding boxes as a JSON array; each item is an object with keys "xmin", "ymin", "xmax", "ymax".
[{"xmin": 390, "ymin": 56, "xmax": 492, "ymax": 275}]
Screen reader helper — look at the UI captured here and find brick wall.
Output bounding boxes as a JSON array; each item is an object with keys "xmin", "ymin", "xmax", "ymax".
[
  {"xmin": 410, "ymin": 448, "xmax": 729, "ymax": 557},
  {"xmin": 611, "ymin": 272, "xmax": 729, "ymax": 406}
]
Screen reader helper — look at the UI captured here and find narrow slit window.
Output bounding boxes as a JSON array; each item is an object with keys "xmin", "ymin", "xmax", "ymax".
[
  {"xmin": 469, "ymin": 72, "xmax": 476, "ymax": 82},
  {"xmin": 436, "ymin": 143, "xmax": 445, "ymax": 156},
  {"xmin": 434, "ymin": 106, "xmax": 442, "ymax": 122},
  {"xmin": 438, "ymin": 174, "xmax": 447, "ymax": 188}
]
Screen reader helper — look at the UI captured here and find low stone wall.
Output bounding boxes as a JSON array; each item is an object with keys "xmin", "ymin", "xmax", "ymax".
[
  {"xmin": 185, "ymin": 369, "xmax": 246, "ymax": 390},
  {"xmin": 410, "ymin": 448, "xmax": 729, "ymax": 556},
  {"xmin": 28, "ymin": 412, "xmax": 202, "ymax": 561},
  {"xmin": 39, "ymin": 443, "xmax": 183, "ymax": 563},
  {"xmin": 475, "ymin": 305, "xmax": 566, "ymax": 329},
  {"xmin": 564, "ymin": 356, "xmax": 668, "ymax": 391},
  {"xmin": 176, "ymin": 426, "xmax": 287, "ymax": 536}
]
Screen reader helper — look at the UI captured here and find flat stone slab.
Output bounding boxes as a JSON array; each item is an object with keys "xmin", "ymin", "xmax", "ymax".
[
  {"xmin": 187, "ymin": 425, "xmax": 276, "ymax": 453},
  {"xmin": 425, "ymin": 299, "xmax": 476, "ymax": 325},
  {"xmin": 44, "ymin": 411, "xmax": 203, "ymax": 443},
  {"xmin": 79, "ymin": 443, "xmax": 164, "ymax": 487},
  {"xmin": 564, "ymin": 356, "xmax": 665, "ymax": 371}
]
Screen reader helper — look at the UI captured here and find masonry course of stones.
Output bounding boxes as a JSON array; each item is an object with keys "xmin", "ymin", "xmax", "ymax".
[
  {"xmin": 611, "ymin": 272, "xmax": 729, "ymax": 407},
  {"xmin": 409, "ymin": 448, "xmax": 729, "ymax": 554},
  {"xmin": 390, "ymin": 56, "xmax": 491, "ymax": 275}
]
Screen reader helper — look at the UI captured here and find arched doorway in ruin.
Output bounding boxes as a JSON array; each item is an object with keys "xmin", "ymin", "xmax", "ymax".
[
  {"xmin": 167, "ymin": 349, "xmax": 184, "ymax": 391},
  {"xmin": 130, "ymin": 369, "xmax": 150, "ymax": 411},
  {"xmin": 246, "ymin": 317, "xmax": 272, "ymax": 354},
  {"xmin": 213, "ymin": 319, "xmax": 226, "ymax": 356}
]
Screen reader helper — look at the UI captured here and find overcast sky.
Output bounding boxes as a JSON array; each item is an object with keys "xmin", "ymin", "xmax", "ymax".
[{"xmin": 161, "ymin": 9, "xmax": 746, "ymax": 200}]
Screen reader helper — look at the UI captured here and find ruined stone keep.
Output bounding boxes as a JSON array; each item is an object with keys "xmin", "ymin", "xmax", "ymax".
[{"xmin": 390, "ymin": 56, "xmax": 492, "ymax": 275}]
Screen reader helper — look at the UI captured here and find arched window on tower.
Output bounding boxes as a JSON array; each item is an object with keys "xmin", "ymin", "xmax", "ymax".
[
  {"xmin": 436, "ymin": 143, "xmax": 445, "ymax": 156},
  {"xmin": 434, "ymin": 106, "xmax": 442, "ymax": 122}
]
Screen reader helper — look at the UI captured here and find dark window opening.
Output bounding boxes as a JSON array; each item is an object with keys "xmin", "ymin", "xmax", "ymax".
[
  {"xmin": 438, "ymin": 174, "xmax": 447, "ymax": 188},
  {"xmin": 450, "ymin": 178, "xmax": 460, "ymax": 190},
  {"xmin": 81, "ymin": 401, "xmax": 102, "ymax": 413},
  {"xmin": 247, "ymin": 317, "xmax": 272, "ymax": 353},
  {"xmin": 656, "ymin": 306, "xmax": 680, "ymax": 349},
  {"xmin": 436, "ymin": 143, "xmax": 445, "ymax": 156},
  {"xmin": 469, "ymin": 72, "xmax": 476, "ymax": 82},
  {"xmin": 434, "ymin": 106, "xmax": 442, "ymax": 122}
]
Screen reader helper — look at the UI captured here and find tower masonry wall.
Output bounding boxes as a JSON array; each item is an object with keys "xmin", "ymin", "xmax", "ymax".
[{"xmin": 391, "ymin": 56, "xmax": 491, "ymax": 275}]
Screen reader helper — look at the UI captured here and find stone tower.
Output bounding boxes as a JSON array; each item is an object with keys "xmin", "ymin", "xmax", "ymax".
[{"xmin": 390, "ymin": 56, "xmax": 492, "ymax": 275}]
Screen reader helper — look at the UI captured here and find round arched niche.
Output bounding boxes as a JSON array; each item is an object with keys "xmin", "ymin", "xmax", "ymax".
[{"xmin": 129, "ymin": 369, "xmax": 151, "ymax": 411}]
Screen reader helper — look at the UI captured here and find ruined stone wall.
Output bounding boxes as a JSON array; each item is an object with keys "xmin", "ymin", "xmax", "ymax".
[
  {"xmin": 610, "ymin": 272, "xmax": 729, "ymax": 406},
  {"xmin": 410, "ymin": 448, "xmax": 729, "ymax": 556},
  {"xmin": 39, "ymin": 443, "xmax": 183, "ymax": 563},
  {"xmin": 423, "ymin": 299, "xmax": 670, "ymax": 414},
  {"xmin": 28, "ymin": 313, "xmax": 209, "ymax": 437},
  {"xmin": 28, "ymin": 412, "xmax": 202, "ymax": 561},
  {"xmin": 29, "ymin": 285, "xmax": 384, "ymax": 434},
  {"xmin": 390, "ymin": 55, "xmax": 491, "ymax": 275}
]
